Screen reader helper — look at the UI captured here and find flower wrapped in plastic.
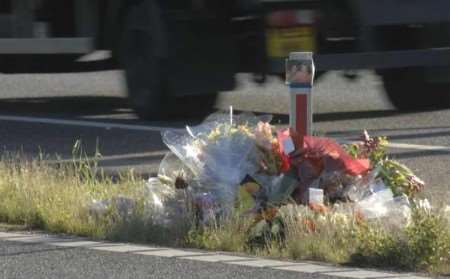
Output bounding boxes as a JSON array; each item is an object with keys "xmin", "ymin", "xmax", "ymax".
[
  {"xmin": 162, "ymin": 110, "xmax": 271, "ymax": 214},
  {"xmin": 254, "ymin": 122, "xmax": 291, "ymax": 175},
  {"xmin": 289, "ymin": 134, "xmax": 370, "ymax": 203},
  {"xmin": 143, "ymin": 176, "xmax": 194, "ymax": 228},
  {"xmin": 353, "ymin": 179, "xmax": 412, "ymax": 229}
]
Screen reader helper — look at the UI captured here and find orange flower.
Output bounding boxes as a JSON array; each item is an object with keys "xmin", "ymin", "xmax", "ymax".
[
  {"xmin": 302, "ymin": 218, "xmax": 317, "ymax": 233},
  {"xmin": 308, "ymin": 202, "xmax": 329, "ymax": 214},
  {"xmin": 262, "ymin": 207, "xmax": 279, "ymax": 221}
]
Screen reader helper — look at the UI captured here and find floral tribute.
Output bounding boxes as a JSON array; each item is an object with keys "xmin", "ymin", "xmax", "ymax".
[{"xmin": 151, "ymin": 110, "xmax": 426, "ymax": 238}]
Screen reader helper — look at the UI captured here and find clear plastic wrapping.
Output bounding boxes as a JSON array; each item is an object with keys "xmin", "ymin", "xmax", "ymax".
[
  {"xmin": 144, "ymin": 177, "xmax": 192, "ymax": 227},
  {"xmin": 162, "ymin": 111, "xmax": 271, "ymax": 213},
  {"xmin": 354, "ymin": 179, "xmax": 411, "ymax": 228}
]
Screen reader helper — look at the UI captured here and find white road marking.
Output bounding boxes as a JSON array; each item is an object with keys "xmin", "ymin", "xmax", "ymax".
[
  {"xmin": 0, "ymin": 232, "xmax": 29, "ymax": 238},
  {"xmin": 3, "ymin": 235, "xmax": 60, "ymax": 243},
  {"xmin": 338, "ymin": 139, "xmax": 450, "ymax": 152},
  {"xmin": 0, "ymin": 231, "xmax": 430, "ymax": 279},
  {"xmin": 386, "ymin": 142, "xmax": 450, "ymax": 152},
  {"xmin": 46, "ymin": 150, "xmax": 168, "ymax": 165},
  {"xmin": 134, "ymin": 249, "xmax": 207, "ymax": 258},
  {"xmin": 179, "ymin": 254, "xmax": 254, "ymax": 263},
  {"xmin": 226, "ymin": 259, "xmax": 298, "ymax": 268},
  {"xmin": 323, "ymin": 270, "xmax": 407, "ymax": 278},
  {"xmin": 1, "ymin": 115, "xmax": 450, "ymax": 153},
  {"xmin": 273, "ymin": 263, "xmax": 354, "ymax": 273},
  {"xmin": 49, "ymin": 240, "xmax": 104, "ymax": 247},
  {"xmin": 0, "ymin": 115, "xmax": 179, "ymax": 133},
  {"xmin": 90, "ymin": 244, "xmax": 161, "ymax": 253}
]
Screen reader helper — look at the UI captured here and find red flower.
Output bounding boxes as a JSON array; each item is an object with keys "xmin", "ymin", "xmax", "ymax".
[
  {"xmin": 302, "ymin": 136, "xmax": 370, "ymax": 176},
  {"xmin": 279, "ymin": 152, "xmax": 291, "ymax": 173},
  {"xmin": 272, "ymin": 138, "xmax": 291, "ymax": 173}
]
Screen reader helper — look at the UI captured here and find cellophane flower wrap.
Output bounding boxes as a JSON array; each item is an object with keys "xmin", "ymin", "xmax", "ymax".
[{"xmin": 162, "ymin": 112, "xmax": 271, "ymax": 214}]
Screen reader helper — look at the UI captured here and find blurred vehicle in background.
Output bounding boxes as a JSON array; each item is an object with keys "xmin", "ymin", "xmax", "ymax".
[{"xmin": 1, "ymin": 0, "xmax": 450, "ymax": 119}]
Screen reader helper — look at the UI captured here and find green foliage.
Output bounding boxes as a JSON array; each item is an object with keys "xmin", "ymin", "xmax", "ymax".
[
  {"xmin": 352, "ymin": 223, "xmax": 403, "ymax": 268},
  {"xmin": 368, "ymin": 136, "xmax": 388, "ymax": 164},
  {"xmin": 344, "ymin": 133, "xmax": 388, "ymax": 165},
  {"xmin": 378, "ymin": 160, "xmax": 425, "ymax": 198},
  {"xmin": 186, "ymin": 215, "xmax": 251, "ymax": 252},
  {"xmin": 351, "ymin": 208, "xmax": 450, "ymax": 273},
  {"xmin": 403, "ymin": 208, "xmax": 450, "ymax": 272},
  {"xmin": 344, "ymin": 133, "xmax": 425, "ymax": 199},
  {"xmin": 345, "ymin": 143, "xmax": 361, "ymax": 159}
]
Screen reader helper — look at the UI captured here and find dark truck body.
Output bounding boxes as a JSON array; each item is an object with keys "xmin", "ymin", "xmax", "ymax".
[{"xmin": 1, "ymin": 0, "xmax": 450, "ymax": 116}]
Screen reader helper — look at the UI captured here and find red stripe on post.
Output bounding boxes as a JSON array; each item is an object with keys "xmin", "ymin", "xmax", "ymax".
[{"xmin": 295, "ymin": 93, "xmax": 308, "ymax": 137}]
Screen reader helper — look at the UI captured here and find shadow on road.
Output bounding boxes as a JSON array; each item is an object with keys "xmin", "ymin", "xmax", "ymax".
[
  {"xmin": 0, "ymin": 96, "xmax": 216, "ymax": 125},
  {"xmin": 1, "ymin": 97, "xmax": 448, "ymax": 138},
  {"xmin": 0, "ymin": 97, "xmax": 130, "ymax": 116}
]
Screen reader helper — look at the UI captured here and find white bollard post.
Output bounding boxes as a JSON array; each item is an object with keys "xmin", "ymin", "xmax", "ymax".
[{"xmin": 286, "ymin": 52, "xmax": 314, "ymax": 142}]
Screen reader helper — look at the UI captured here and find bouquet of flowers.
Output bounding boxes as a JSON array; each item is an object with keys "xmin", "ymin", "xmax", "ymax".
[
  {"xmin": 162, "ymin": 110, "xmax": 270, "ymax": 215},
  {"xmin": 158, "ymin": 110, "xmax": 426, "ymax": 228}
]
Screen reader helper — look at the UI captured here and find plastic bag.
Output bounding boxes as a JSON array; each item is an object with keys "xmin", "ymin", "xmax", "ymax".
[
  {"xmin": 88, "ymin": 195, "xmax": 137, "ymax": 221},
  {"xmin": 88, "ymin": 199, "xmax": 109, "ymax": 219},
  {"xmin": 344, "ymin": 168, "xmax": 380, "ymax": 202},
  {"xmin": 143, "ymin": 177, "xmax": 192, "ymax": 227},
  {"xmin": 354, "ymin": 179, "xmax": 411, "ymax": 228},
  {"xmin": 252, "ymin": 170, "xmax": 298, "ymax": 207},
  {"xmin": 162, "ymin": 111, "xmax": 271, "ymax": 213}
]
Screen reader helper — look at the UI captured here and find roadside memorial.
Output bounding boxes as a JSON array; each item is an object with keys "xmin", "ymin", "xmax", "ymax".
[
  {"xmin": 144, "ymin": 54, "xmax": 428, "ymax": 240},
  {"xmin": 87, "ymin": 52, "xmax": 433, "ymax": 251}
]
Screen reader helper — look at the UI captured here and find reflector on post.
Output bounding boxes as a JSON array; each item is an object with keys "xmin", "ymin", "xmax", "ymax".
[{"xmin": 286, "ymin": 52, "xmax": 314, "ymax": 140}]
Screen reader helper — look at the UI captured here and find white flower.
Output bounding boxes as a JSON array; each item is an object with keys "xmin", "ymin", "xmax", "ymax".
[{"xmin": 417, "ymin": 198, "xmax": 432, "ymax": 212}]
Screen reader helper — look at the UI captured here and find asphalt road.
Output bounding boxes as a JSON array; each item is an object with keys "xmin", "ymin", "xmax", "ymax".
[
  {"xmin": 0, "ymin": 239, "xmax": 339, "ymax": 279},
  {"xmin": 0, "ymin": 70, "xmax": 449, "ymax": 203}
]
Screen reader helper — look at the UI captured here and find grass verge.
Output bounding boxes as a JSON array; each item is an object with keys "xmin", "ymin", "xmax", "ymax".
[{"xmin": 0, "ymin": 158, "xmax": 448, "ymax": 275}]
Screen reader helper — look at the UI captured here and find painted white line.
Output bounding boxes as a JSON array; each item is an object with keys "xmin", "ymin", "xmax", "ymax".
[
  {"xmin": 90, "ymin": 244, "xmax": 161, "ymax": 253},
  {"xmin": 339, "ymin": 139, "xmax": 450, "ymax": 152},
  {"xmin": 3, "ymin": 235, "xmax": 60, "ymax": 243},
  {"xmin": 134, "ymin": 249, "xmax": 207, "ymax": 258},
  {"xmin": 322, "ymin": 270, "xmax": 404, "ymax": 278},
  {"xmin": 180, "ymin": 254, "xmax": 254, "ymax": 263},
  {"xmin": 49, "ymin": 240, "xmax": 104, "ymax": 247},
  {"xmin": 273, "ymin": 263, "xmax": 354, "ymax": 274},
  {"xmin": 0, "ymin": 115, "xmax": 178, "ymax": 133},
  {"xmin": 321, "ymin": 270, "xmax": 410, "ymax": 279},
  {"xmin": 227, "ymin": 259, "xmax": 298, "ymax": 268},
  {"xmin": 46, "ymin": 150, "xmax": 168, "ymax": 165},
  {"xmin": 387, "ymin": 142, "xmax": 450, "ymax": 152},
  {"xmin": 0, "ymin": 232, "xmax": 30, "ymax": 238}
]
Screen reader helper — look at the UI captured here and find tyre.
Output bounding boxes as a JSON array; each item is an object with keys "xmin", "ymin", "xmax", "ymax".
[
  {"xmin": 120, "ymin": 5, "xmax": 168, "ymax": 120},
  {"xmin": 381, "ymin": 68, "xmax": 450, "ymax": 111}
]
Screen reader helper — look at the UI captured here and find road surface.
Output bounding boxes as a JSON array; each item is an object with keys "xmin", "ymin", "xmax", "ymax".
[{"xmin": 0, "ymin": 231, "xmax": 433, "ymax": 279}]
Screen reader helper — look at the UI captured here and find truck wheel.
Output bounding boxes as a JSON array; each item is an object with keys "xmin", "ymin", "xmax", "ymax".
[
  {"xmin": 120, "ymin": 9, "xmax": 168, "ymax": 120},
  {"xmin": 381, "ymin": 68, "xmax": 450, "ymax": 111}
]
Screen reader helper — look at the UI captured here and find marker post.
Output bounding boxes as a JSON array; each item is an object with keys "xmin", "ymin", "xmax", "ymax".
[{"xmin": 286, "ymin": 52, "xmax": 314, "ymax": 144}]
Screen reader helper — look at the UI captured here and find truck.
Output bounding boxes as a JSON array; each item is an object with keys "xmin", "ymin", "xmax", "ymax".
[{"xmin": 1, "ymin": 0, "xmax": 450, "ymax": 119}]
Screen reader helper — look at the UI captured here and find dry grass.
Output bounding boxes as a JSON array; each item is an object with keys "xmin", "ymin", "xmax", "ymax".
[
  {"xmin": 0, "ymin": 157, "xmax": 190, "ymax": 245},
  {"xmin": 0, "ymin": 156, "xmax": 448, "ymax": 275}
]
